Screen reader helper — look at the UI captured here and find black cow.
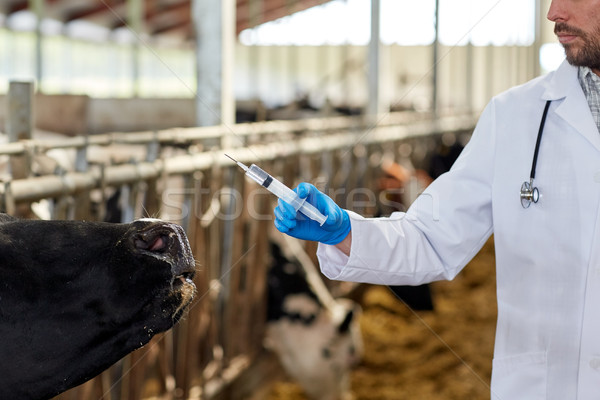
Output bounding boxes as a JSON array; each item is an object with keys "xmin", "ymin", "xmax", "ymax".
[{"xmin": 0, "ymin": 214, "xmax": 196, "ymax": 400}]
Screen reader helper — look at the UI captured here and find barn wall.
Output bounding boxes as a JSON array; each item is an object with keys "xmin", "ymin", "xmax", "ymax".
[
  {"xmin": 0, "ymin": 95, "xmax": 197, "ymax": 135},
  {"xmin": 0, "ymin": 44, "xmax": 534, "ymax": 137},
  {"xmin": 234, "ymin": 44, "xmax": 536, "ymax": 112},
  {"xmin": 0, "ymin": 94, "xmax": 88, "ymax": 136},
  {"xmin": 87, "ymin": 97, "xmax": 196, "ymax": 134}
]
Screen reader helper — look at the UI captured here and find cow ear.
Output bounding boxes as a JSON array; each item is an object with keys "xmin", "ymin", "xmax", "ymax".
[{"xmin": 337, "ymin": 309, "xmax": 355, "ymax": 334}]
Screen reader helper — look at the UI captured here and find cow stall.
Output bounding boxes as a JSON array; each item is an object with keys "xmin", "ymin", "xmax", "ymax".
[{"xmin": 0, "ymin": 88, "xmax": 478, "ymax": 399}]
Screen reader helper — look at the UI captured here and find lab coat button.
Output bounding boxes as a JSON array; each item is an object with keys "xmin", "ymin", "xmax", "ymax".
[{"xmin": 589, "ymin": 358, "xmax": 600, "ymax": 370}]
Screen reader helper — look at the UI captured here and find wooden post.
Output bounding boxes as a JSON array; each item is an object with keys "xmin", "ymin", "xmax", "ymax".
[
  {"xmin": 6, "ymin": 81, "xmax": 34, "ymax": 218},
  {"xmin": 73, "ymin": 137, "xmax": 91, "ymax": 221},
  {"xmin": 144, "ymin": 133, "xmax": 161, "ymax": 218},
  {"xmin": 6, "ymin": 81, "xmax": 33, "ymax": 177}
]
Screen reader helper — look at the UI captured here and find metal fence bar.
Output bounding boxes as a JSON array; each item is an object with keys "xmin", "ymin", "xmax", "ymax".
[
  {"xmin": 1, "ymin": 114, "xmax": 476, "ymax": 207},
  {"xmin": 0, "ymin": 109, "xmax": 450, "ymax": 156}
]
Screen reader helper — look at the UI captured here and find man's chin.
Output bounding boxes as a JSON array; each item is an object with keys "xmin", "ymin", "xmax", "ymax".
[{"xmin": 563, "ymin": 47, "xmax": 588, "ymax": 68}]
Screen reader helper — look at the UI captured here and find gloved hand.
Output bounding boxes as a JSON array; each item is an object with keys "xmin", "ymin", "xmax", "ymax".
[{"xmin": 274, "ymin": 182, "xmax": 351, "ymax": 245}]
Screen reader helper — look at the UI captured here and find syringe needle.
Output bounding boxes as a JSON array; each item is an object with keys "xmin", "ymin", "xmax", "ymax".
[
  {"xmin": 224, "ymin": 153, "xmax": 236, "ymax": 163},
  {"xmin": 224, "ymin": 153, "xmax": 249, "ymax": 172}
]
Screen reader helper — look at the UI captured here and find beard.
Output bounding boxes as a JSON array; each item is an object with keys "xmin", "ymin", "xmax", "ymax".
[{"xmin": 555, "ymin": 22, "xmax": 600, "ymax": 70}]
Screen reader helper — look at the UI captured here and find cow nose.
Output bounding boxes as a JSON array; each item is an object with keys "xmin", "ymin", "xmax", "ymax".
[{"xmin": 132, "ymin": 220, "xmax": 196, "ymax": 278}]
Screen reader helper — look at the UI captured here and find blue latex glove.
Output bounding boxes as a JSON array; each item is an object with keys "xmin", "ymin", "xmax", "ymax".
[{"xmin": 274, "ymin": 182, "xmax": 351, "ymax": 245}]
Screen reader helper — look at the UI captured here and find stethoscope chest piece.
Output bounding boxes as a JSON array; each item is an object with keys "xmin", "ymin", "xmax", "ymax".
[{"xmin": 520, "ymin": 179, "xmax": 539, "ymax": 208}]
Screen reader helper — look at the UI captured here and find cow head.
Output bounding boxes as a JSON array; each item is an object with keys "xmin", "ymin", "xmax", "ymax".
[{"xmin": 0, "ymin": 214, "xmax": 196, "ymax": 399}]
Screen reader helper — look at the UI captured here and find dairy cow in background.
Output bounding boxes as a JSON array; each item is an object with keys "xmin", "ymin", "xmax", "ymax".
[
  {"xmin": 265, "ymin": 237, "xmax": 363, "ymax": 400},
  {"xmin": 0, "ymin": 214, "xmax": 196, "ymax": 400}
]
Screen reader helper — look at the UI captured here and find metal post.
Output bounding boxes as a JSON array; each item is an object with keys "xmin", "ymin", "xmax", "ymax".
[
  {"xmin": 127, "ymin": 0, "xmax": 144, "ymax": 97},
  {"xmin": 192, "ymin": 0, "xmax": 236, "ymax": 146},
  {"xmin": 367, "ymin": 0, "xmax": 381, "ymax": 116},
  {"xmin": 29, "ymin": 0, "xmax": 44, "ymax": 89},
  {"xmin": 432, "ymin": 0, "xmax": 440, "ymax": 116},
  {"xmin": 221, "ymin": 0, "xmax": 235, "ymax": 132},
  {"xmin": 285, "ymin": 0, "xmax": 297, "ymax": 109},
  {"xmin": 533, "ymin": 0, "xmax": 541, "ymax": 77},
  {"xmin": 533, "ymin": 0, "xmax": 550, "ymax": 77},
  {"xmin": 466, "ymin": 40, "xmax": 474, "ymax": 112},
  {"xmin": 486, "ymin": 45, "xmax": 494, "ymax": 102},
  {"xmin": 248, "ymin": 0, "xmax": 263, "ymax": 111}
]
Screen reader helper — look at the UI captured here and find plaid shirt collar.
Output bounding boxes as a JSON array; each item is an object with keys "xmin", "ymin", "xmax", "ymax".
[{"xmin": 578, "ymin": 66, "xmax": 600, "ymax": 132}]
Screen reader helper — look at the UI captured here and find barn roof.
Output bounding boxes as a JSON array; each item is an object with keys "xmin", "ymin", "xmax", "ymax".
[{"xmin": 0, "ymin": 0, "xmax": 333, "ymax": 43}]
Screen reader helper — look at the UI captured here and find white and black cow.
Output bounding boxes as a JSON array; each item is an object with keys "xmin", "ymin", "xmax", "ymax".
[
  {"xmin": 0, "ymin": 214, "xmax": 196, "ymax": 400},
  {"xmin": 265, "ymin": 240, "xmax": 363, "ymax": 400}
]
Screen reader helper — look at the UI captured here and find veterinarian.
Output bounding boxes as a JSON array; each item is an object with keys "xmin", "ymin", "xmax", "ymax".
[{"xmin": 274, "ymin": 0, "xmax": 600, "ymax": 398}]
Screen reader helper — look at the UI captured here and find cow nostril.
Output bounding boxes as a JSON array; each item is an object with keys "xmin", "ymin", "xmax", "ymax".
[{"xmin": 148, "ymin": 236, "xmax": 166, "ymax": 252}]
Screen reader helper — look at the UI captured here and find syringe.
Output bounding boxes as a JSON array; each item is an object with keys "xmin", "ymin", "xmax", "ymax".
[{"xmin": 225, "ymin": 154, "xmax": 327, "ymax": 226}]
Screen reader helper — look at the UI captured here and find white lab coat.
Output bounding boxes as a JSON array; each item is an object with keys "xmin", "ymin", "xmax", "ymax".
[{"xmin": 317, "ymin": 60, "xmax": 600, "ymax": 400}]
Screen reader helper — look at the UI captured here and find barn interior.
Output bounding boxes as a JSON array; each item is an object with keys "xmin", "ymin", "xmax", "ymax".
[{"xmin": 0, "ymin": 1, "xmax": 561, "ymax": 399}]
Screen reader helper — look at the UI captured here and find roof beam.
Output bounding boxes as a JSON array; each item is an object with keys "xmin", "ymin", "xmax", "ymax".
[
  {"xmin": 64, "ymin": 0, "xmax": 125, "ymax": 22},
  {"xmin": 5, "ymin": 0, "xmax": 29, "ymax": 14},
  {"xmin": 2, "ymin": 0, "xmax": 335, "ymax": 42},
  {"xmin": 111, "ymin": 0, "xmax": 188, "ymax": 31},
  {"xmin": 236, "ymin": 0, "xmax": 331, "ymax": 33}
]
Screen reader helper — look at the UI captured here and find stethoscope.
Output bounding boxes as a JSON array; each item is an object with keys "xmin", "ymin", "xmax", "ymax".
[{"xmin": 520, "ymin": 100, "xmax": 552, "ymax": 208}]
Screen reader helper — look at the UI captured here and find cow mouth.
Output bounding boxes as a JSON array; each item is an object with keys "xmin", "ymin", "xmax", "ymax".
[
  {"xmin": 173, "ymin": 272, "xmax": 195, "ymax": 290},
  {"xmin": 175, "ymin": 274, "xmax": 194, "ymax": 286},
  {"xmin": 172, "ymin": 273, "xmax": 196, "ymax": 317}
]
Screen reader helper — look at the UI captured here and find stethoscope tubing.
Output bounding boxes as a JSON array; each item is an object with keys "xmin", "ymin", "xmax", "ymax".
[
  {"xmin": 530, "ymin": 100, "xmax": 552, "ymax": 181},
  {"xmin": 520, "ymin": 100, "xmax": 552, "ymax": 208}
]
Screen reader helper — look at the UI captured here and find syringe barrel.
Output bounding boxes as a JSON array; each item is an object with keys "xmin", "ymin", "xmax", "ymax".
[
  {"xmin": 297, "ymin": 200, "xmax": 328, "ymax": 226},
  {"xmin": 266, "ymin": 178, "xmax": 305, "ymax": 210},
  {"xmin": 246, "ymin": 164, "xmax": 270, "ymax": 184},
  {"xmin": 267, "ymin": 179, "xmax": 328, "ymax": 226},
  {"xmin": 246, "ymin": 164, "xmax": 327, "ymax": 226}
]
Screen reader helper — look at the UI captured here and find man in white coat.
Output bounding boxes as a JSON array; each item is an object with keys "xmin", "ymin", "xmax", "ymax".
[{"xmin": 274, "ymin": 0, "xmax": 600, "ymax": 399}]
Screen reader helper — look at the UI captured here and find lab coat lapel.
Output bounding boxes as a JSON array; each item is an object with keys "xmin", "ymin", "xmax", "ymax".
[{"xmin": 542, "ymin": 60, "xmax": 600, "ymax": 152}]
